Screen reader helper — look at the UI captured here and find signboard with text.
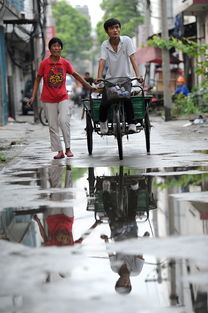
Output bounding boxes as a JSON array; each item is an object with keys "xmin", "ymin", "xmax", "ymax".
[{"xmin": 175, "ymin": 0, "xmax": 208, "ymax": 14}]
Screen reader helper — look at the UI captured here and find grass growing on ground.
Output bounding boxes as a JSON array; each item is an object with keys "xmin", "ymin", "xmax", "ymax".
[
  {"xmin": 172, "ymin": 91, "xmax": 208, "ymax": 117},
  {"xmin": 0, "ymin": 153, "xmax": 6, "ymax": 162},
  {"xmin": 172, "ymin": 94, "xmax": 199, "ymax": 116}
]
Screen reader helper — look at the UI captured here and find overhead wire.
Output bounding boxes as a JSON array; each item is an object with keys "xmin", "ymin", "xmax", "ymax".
[
  {"xmin": 5, "ymin": 0, "xmax": 47, "ymax": 68},
  {"xmin": 0, "ymin": 0, "xmax": 5, "ymax": 12}
]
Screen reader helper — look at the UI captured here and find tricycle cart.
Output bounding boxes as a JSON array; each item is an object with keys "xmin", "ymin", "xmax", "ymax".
[{"xmin": 83, "ymin": 77, "xmax": 152, "ymax": 160}]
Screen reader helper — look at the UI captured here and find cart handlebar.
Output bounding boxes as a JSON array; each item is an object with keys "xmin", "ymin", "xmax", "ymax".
[
  {"xmin": 96, "ymin": 77, "xmax": 143, "ymax": 86},
  {"xmin": 95, "ymin": 77, "xmax": 144, "ymax": 97}
]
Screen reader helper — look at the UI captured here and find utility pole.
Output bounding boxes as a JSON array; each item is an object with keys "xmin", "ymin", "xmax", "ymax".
[
  {"xmin": 160, "ymin": 0, "xmax": 172, "ymax": 121},
  {"xmin": 0, "ymin": 59, "xmax": 3, "ymax": 126},
  {"xmin": 30, "ymin": 36, "xmax": 39, "ymax": 124},
  {"xmin": 144, "ymin": 0, "xmax": 151, "ymax": 86},
  {"xmin": 144, "ymin": 0, "xmax": 151, "ymax": 40}
]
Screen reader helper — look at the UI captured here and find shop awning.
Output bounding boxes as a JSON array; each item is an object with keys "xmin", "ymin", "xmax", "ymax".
[{"xmin": 135, "ymin": 46, "xmax": 181, "ymax": 64}]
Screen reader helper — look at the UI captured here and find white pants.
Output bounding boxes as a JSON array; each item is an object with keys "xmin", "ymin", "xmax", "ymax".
[{"xmin": 44, "ymin": 100, "xmax": 71, "ymax": 152}]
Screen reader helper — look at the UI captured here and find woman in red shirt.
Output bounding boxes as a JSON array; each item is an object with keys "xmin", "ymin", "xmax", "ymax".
[
  {"xmin": 33, "ymin": 213, "xmax": 102, "ymax": 246},
  {"xmin": 28, "ymin": 37, "xmax": 95, "ymax": 159}
]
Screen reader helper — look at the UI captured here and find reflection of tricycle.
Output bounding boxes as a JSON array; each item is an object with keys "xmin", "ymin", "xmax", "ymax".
[
  {"xmin": 86, "ymin": 167, "xmax": 157, "ymax": 223},
  {"xmin": 83, "ymin": 77, "xmax": 152, "ymax": 160}
]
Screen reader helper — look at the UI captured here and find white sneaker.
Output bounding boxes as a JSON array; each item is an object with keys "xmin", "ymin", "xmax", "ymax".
[
  {"xmin": 130, "ymin": 182, "xmax": 139, "ymax": 190},
  {"xmin": 128, "ymin": 123, "xmax": 136, "ymax": 133},
  {"xmin": 100, "ymin": 121, "xmax": 108, "ymax": 134}
]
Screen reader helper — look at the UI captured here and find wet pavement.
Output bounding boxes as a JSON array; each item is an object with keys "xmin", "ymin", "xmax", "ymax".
[{"xmin": 0, "ymin": 108, "xmax": 208, "ymax": 313}]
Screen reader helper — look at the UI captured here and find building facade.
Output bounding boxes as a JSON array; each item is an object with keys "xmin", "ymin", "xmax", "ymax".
[
  {"xmin": 0, "ymin": 0, "xmax": 48, "ymax": 125},
  {"xmin": 175, "ymin": 0, "xmax": 208, "ymax": 86},
  {"xmin": 148, "ymin": 0, "xmax": 208, "ymax": 91}
]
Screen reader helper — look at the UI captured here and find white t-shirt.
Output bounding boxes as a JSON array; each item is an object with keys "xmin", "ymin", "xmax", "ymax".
[
  {"xmin": 109, "ymin": 253, "xmax": 144, "ymax": 276},
  {"xmin": 100, "ymin": 36, "xmax": 136, "ymax": 79}
]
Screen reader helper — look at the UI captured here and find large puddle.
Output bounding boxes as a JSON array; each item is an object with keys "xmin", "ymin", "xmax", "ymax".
[{"xmin": 0, "ymin": 164, "xmax": 208, "ymax": 313}]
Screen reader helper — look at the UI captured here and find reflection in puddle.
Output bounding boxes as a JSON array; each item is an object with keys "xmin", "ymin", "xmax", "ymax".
[{"xmin": 0, "ymin": 165, "xmax": 208, "ymax": 312}]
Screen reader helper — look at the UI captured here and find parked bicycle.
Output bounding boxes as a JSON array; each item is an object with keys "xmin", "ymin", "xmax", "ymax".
[{"xmin": 39, "ymin": 107, "xmax": 48, "ymax": 126}]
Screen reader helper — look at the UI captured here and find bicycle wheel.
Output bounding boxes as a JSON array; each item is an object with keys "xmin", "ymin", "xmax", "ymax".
[
  {"xmin": 86, "ymin": 112, "xmax": 93, "ymax": 155},
  {"xmin": 114, "ymin": 107, "xmax": 123, "ymax": 160},
  {"xmin": 144, "ymin": 109, "xmax": 150, "ymax": 153},
  {"xmin": 39, "ymin": 108, "xmax": 48, "ymax": 126}
]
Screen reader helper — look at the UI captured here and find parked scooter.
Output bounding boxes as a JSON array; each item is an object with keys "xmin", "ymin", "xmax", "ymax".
[{"xmin": 21, "ymin": 80, "xmax": 33, "ymax": 115}]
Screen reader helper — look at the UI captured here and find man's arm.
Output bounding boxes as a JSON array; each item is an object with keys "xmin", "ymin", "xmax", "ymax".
[
  {"xmin": 100, "ymin": 234, "xmax": 114, "ymax": 257},
  {"xmin": 129, "ymin": 54, "xmax": 143, "ymax": 81},
  {"xmin": 97, "ymin": 59, "xmax": 106, "ymax": 80}
]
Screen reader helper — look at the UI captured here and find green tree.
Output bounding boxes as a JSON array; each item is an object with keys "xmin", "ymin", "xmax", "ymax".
[
  {"xmin": 96, "ymin": 0, "xmax": 143, "ymax": 44},
  {"xmin": 147, "ymin": 36, "xmax": 208, "ymax": 83},
  {"xmin": 147, "ymin": 36, "xmax": 208, "ymax": 114},
  {"xmin": 52, "ymin": 0, "xmax": 92, "ymax": 62},
  {"xmin": 154, "ymin": 172, "xmax": 208, "ymax": 191}
]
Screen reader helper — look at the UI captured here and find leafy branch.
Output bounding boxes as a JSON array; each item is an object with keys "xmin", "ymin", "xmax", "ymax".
[{"xmin": 147, "ymin": 36, "xmax": 208, "ymax": 81}]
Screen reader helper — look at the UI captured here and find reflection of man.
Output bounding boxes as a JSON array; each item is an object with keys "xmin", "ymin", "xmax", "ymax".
[
  {"xmin": 100, "ymin": 179, "xmax": 149, "ymax": 294},
  {"xmin": 101, "ymin": 232, "xmax": 149, "ymax": 294},
  {"xmin": 102, "ymin": 179, "xmax": 138, "ymax": 241}
]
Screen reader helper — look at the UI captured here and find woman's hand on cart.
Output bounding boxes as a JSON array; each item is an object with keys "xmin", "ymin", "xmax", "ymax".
[
  {"xmin": 93, "ymin": 79, "xmax": 105, "ymax": 94},
  {"xmin": 90, "ymin": 85, "xmax": 99, "ymax": 93}
]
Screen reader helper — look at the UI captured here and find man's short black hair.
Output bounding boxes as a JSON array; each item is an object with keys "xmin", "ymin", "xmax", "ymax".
[
  {"xmin": 115, "ymin": 285, "xmax": 132, "ymax": 294},
  {"xmin": 48, "ymin": 37, "xmax": 63, "ymax": 50},
  {"xmin": 104, "ymin": 18, "xmax": 121, "ymax": 32}
]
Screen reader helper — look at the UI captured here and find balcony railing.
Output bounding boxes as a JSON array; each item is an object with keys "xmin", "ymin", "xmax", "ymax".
[{"xmin": 176, "ymin": 0, "xmax": 208, "ymax": 15}]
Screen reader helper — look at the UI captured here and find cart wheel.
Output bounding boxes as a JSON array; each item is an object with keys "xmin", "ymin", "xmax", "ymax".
[
  {"xmin": 144, "ymin": 111, "xmax": 150, "ymax": 153},
  {"xmin": 86, "ymin": 112, "xmax": 93, "ymax": 155},
  {"xmin": 115, "ymin": 108, "xmax": 123, "ymax": 160}
]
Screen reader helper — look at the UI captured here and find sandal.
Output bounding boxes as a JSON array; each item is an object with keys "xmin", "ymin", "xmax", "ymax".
[
  {"xmin": 65, "ymin": 150, "xmax": 74, "ymax": 157},
  {"xmin": 54, "ymin": 152, "xmax": 65, "ymax": 159}
]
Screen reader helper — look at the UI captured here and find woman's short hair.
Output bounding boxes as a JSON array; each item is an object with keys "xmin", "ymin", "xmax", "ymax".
[
  {"xmin": 104, "ymin": 18, "xmax": 121, "ymax": 31},
  {"xmin": 48, "ymin": 37, "xmax": 63, "ymax": 50}
]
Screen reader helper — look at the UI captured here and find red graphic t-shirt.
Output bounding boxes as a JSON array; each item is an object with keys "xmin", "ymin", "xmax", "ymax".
[
  {"xmin": 44, "ymin": 214, "xmax": 74, "ymax": 246},
  {"xmin": 38, "ymin": 56, "xmax": 75, "ymax": 103}
]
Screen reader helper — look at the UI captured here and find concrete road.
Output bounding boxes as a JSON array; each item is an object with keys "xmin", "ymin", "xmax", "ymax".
[
  {"xmin": 0, "ymin": 107, "xmax": 208, "ymax": 313},
  {"xmin": 1, "ymin": 106, "xmax": 207, "ymax": 170}
]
